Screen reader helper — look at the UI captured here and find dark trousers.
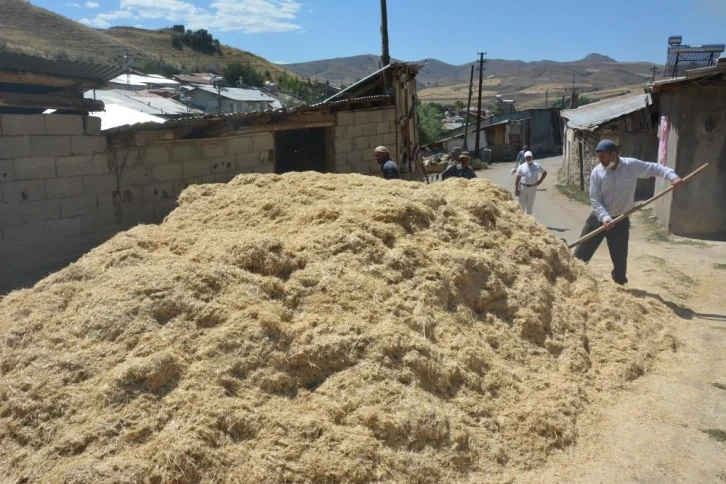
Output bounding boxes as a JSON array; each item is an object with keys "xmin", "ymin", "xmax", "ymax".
[{"xmin": 574, "ymin": 212, "xmax": 630, "ymax": 284}]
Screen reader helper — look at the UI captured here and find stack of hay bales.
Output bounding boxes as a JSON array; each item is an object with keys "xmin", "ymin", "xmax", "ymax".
[{"xmin": 0, "ymin": 173, "xmax": 673, "ymax": 483}]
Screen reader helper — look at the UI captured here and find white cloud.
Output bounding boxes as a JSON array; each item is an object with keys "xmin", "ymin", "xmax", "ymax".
[
  {"xmin": 64, "ymin": 2, "xmax": 81, "ymax": 7},
  {"xmin": 85, "ymin": 1, "xmax": 99, "ymax": 7},
  {"xmin": 79, "ymin": 9, "xmax": 136, "ymax": 28}
]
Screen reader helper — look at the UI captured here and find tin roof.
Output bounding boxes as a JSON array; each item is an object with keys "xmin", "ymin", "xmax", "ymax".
[
  {"xmin": 323, "ymin": 61, "xmax": 426, "ymax": 103},
  {"xmin": 109, "ymin": 74, "xmax": 180, "ymax": 87},
  {"xmin": 561, "ymin": 92, "xmax": 652, "ymax": 130},
  {"xmin": 650, "ymin": 57, "xmax": 726, "ymax": 92},
  {"xmin": 85, "ymin": 89, "xmax": 202, "ymax": 116},
  {"xmin": 192, "ymin": 85, "xmax": 278, "ymax": 103},
  {"xmin": 0, "ymin": 51, "xmax": 124, "ymax": 85}
]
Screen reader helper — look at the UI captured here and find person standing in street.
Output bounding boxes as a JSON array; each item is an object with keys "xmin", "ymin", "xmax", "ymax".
[
  {"xmin": 511, "ymin": 144, "xmax": 529, "ymax": 174},
  {"xmin": 373, "ymin": 146, "xmax": 401, "ymax": 180},
  {"xmin": 573, "ymin": 139, "xmax": 683, "ymax": 285},
  {"xmin": 514, "ymin": 151, "xmax": 547, "ymax": 214}
]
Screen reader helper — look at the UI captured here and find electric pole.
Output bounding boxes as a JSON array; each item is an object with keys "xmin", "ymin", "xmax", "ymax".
[
  {"xmin": 380, "ymin": 0, "xmax": 391, "ymax": 91},
  {"xmin": 474, "ymin": 52, "xmax": 486, "ymax": 158},
  {"xmin": 462, "ymin": 64, "xmax": 475, "ymax": 152},
  {"xmin": 545, "ymin": 89, "xmax": 549, "ymax": 108},
  {"xmin": 650, "ymin": 66, "xmax": 659, "ymax": 83}
]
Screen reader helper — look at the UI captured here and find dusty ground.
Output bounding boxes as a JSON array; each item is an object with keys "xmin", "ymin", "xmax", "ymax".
[{"xmin": 477, "ymin": 156, "xmax": 726, "ymax": 483}]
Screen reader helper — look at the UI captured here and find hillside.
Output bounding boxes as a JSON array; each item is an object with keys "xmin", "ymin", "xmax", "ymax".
[
  {"xmin": 0, "ymin": 0, "xmax": 293, "ymax": 80},
  {"xmin": 284, "ymin": 52, "xmax": 656, "ymax": 109}
]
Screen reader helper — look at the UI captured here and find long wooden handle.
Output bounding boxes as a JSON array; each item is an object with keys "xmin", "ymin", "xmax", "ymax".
[{"xmin": 568, "ymin": 163, "xmax": 709, "ymax": 249}]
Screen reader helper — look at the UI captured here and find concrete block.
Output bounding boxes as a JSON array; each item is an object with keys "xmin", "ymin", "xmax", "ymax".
[
  {"xmin": 61, "ymin": 194, "xmax": 97, "ymax": 218},
  {"xmin": 183, "ymin": 160, "xmax": 210, "ymax": 178},
  {"xmin": 202, "ymin": 143, "xmax": 225, "ymax": 158},
  {"xmin": 252, "ymin": 134, "xmax": 273, "ymax": 152},
  {"xmin": 354, "ymin": 111, "xmax": 370, "ymax": 125},
  {"xmin": 383, "ymin": 133, "xmax": 397, "ymax": 146},
  {"xmin": 144, "ymin": 183, "xmax": 177, "ymax": 202},
  {"xmin": 13, "ymin": 157, "xmax": 56, "ymax": 180},
  {"xmin": 46, "ymin": 176, "xmax": 84, "ymax": 199},
  {"xmin": 0, "ymin": 202, "xmax": 21, "ymax": 226},
  {"xmin": 120, "ymin": 168, "xmax": 151, "ymax": 187},
  {"xmin": 226, "ymin": 136, "xmax": 252, "ymax": 154},
  {"xmin": 70, "ymin": 135, "xmax": 106, "ymax": 155},
  {"xmin": 171, "ymin": 144, "xmax": 196, "ymax": 162},
  {"xmin": 362, "ymin": 123, "xmax": 378, "ymax": 137},
  {"xmin": 0, "ymin": 160, "xmax": 13, "ymax": 181},
  {"xmin": 334, "ymin": 127, "xmax": 348, "ymax": 140},
  {"xmin": 0, "ymin": 136, "xmax": 32, "ymax": 159},
  {"xmin": 45, "ymin": 115, "xmax": 84, "ymax": 135},
  {"xmin": 352, "ymin": 137, "xmax": 372, "ymax": 151},
  {"xmin": 337, "ymin": 164, "xmax": 356, "ymax": 174},
  {"xmin": 347, "ymin": 125, "xmax": 363, "ymax": 138},
  {"xmin": 368, "ymin": 109, "xmax": 384, "ymax": 123},
  {"xmin": 2, "ymin": 222, "xmax": 45, "ymax": 247},
  {"xmin": 84, "ymin": 116, "xmax": 102, "ymax": 136},
  {"xmin": 117, "ymin": 205, "xmax": 156, "ymax": 227},
  {"xmin": 3, "ymin": 180, "xmax": 46, "ymax": 202},
  {"xmin": 347, "ymin": 151, "xmax": 363, "ymax": 164},
  {"xmin": 259, "ymin": 150, "xmax": 273, "ymax": 164},
  {"xmin": 2, "ymin": 222, "xmax": 44, "ymax": 247},
  {"xmin": 56, "ymin": 155, "xmax": 94, "ymax": 177},
  {"xmin": 337, "ymin": 112, "xmax": 356, "ymax": 127},
  {"xmin": 45, "ymin": 217, "xmax": 82, "ymax": 238},
  {"xmin": 2, "ymin": 115, "xmax": 46, "ymax": 136},
  {"xmin": 211, "ymin": 156, "xmax": 236, "ymax": 173},
  {"xmin": 93, "ymin": 153, "xmax": 110, "ymax": 174},
  {"xmin": 81, "ymin": 210, "xmax": 118, "ymax": 235},
  {"xmin": 377, "ymin": 121, "xmax": 393, "ymax": 135},
  {"xmin": 31, "ymin": 136, "xmax": 72, "ymax": 157},
  {"xmin": 334, "ymin": 138, "xmax": 352, "ymax": 153},
  {"xmin": 152, "ymin": 163, "xmax": 182, "ymax": 182},
  {"xmin": 96, "ymin": 192, "xmax": 116, "ymax": 212},
  {"xmin": 117, "ymin": 186, "xmax": 144, "ymax": 205},
  {"xmin": 236, "ymin": 152, "xmax": 260, "ymax": 170},
  {"xmin": 142, "ymin": 145, "xmax": 170, "ymax": 165},
  {"xmin": 83, "ymin": 174, "xmax": 117, "ymax": 194},
  {"xmin": 110, "ymin": 149, "xmax": 143, "ymax": 169}
]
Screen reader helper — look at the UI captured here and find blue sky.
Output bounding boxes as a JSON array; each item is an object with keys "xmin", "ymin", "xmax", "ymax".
[{"xmin": 32, "ymin": 0, "xmax": 726, "ymax": 65}]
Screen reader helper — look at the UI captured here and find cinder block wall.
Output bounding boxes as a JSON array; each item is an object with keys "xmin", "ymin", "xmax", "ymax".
[
  {"xmin": 0, "ymin": 114, "xmax": 108, "ymax": 289},
  {"xmin": 0, "ymin": 114, "xmax": 273, "ymax": 291},
  {"xmin": 333, "ymin": 107, "xmax": 397, "ymax": 175}
]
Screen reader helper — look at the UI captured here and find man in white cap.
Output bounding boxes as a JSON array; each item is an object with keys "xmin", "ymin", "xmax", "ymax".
[
  {"xmin": 514, "ymin": 151, "xmax": 547, "ymax": 214},
  {"xmin": 373, "ymin": 146, "xmax": 401, "ymax": 179}
]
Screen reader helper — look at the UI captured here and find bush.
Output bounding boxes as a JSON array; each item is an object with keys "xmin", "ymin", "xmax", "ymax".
[
  {"xmin": 180, "ymin": 29, "xmax": 222, "ymax": 55},
  {"xmin": 224, "ymin": 63, "xmax": 265, "ymax": 87},
  {"xmin": 171, "ymin": 33, "xmax": 183, "ymax": 50}
]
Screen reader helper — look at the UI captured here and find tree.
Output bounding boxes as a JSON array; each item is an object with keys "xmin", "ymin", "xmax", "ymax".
[
  {"xmin": 224, "ymin": 63, "xmax": 265, "ymax": 87},
  {"xmin": 489, "ymin": 103, "xmax": 503, "ymax": 116},
  {"xmin": 417, "ymin": 102, "xmax": 443, "ymax": 145},
  {"xmin": 453, "ymin": 100, "xmax": 465, "ymax": 110}
]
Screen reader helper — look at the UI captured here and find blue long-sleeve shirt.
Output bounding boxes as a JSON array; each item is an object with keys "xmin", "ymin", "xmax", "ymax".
[{"xmin": 590, "ymin": 157, "xmax": 678, "ymax": 222}]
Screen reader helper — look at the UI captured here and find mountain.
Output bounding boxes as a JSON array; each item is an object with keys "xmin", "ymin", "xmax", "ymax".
[
  {"xmin": 0, "ymin": 0, "xmax": 293, "ymax": 79},
  {"xmin": 283, "ymin": 53, "xmax": 657, "ymax": 109}
]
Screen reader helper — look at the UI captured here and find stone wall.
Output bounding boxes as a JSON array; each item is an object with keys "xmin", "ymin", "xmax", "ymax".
[{"xmin": 332, "ymin": 107, "xmax": 397, "ymax": 175}]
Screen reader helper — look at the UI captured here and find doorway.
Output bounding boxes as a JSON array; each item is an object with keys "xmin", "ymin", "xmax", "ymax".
[{"xmin": 275, "ymin": 128, "xmax": 328, "ymax": 174}]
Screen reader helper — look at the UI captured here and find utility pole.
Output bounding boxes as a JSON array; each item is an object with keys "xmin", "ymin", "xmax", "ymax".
[
  {"xmin": 474, "ymin": 52, "xmax": 486, "ymax": 159},
  {"xmin": 545, "ymin": 89, "xmax": 549, "ymax": 108},
  {"xmin": 380, "ymin": 0, "xmax": 391, "ymax": 91},
  {"xmin": 650, "ymin": 66, "xmax": 659, "ymax": 83},
  {"xmin": 462, "ymin": 64, "xmax": 475, "ymax": 151}
]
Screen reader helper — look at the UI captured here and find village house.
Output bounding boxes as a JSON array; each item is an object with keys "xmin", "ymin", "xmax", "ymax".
[
  {"xmin": 649, "ymin": 57, "xmax": 726, "ymax": 240},
  {"xmin": 561, "ymin": 92, "xmax": 657, "ymax": 197},
  {"xmin": 181, "ymin": 85, "xmax": 281, "ymax": 114},
  {"xmin": 0, "ymin": 56, "xmax": 426, "ymax": 290}
]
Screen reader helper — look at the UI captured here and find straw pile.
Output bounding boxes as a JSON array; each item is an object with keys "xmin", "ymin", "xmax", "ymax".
[{"xmin": 0, "ymin": 173, "xmax": 674, "ymax": 483}]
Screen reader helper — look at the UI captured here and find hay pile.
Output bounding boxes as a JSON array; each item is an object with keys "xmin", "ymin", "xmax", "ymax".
[{"xmin": 0, "ymin": 173, "xmax": 674, "ymax": 483}]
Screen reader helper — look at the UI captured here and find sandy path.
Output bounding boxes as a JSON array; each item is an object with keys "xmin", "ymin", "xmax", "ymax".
[{"xmin": 477, "ymin": 156, "xmax": 726, "ymax": 483}]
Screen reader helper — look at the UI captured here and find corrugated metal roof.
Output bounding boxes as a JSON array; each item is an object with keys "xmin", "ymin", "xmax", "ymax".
[
  {"xmin": 650, "ymin": 57, "xmax": 726, "ymax": 91},
  {"xmin": 192, "ymin": 85, "xmax": 278, "ymax": 103},
  {"xmin": 109, "ymin": 74, "xmax": 179, "ymax": 87},
  {"xmin": 323, "ymin": 61, "xmax": 426, "ymax": 103},
  {"xmin": 0, "ymin": 51, "xmax": 124, "ymax": 84},
  {"xmin": 561, "ymin": 92, "xmax": 652, "ymax": 130},
  {"xmin": 85, "ymin": 89, "xmax": 202, "ymax": 116}
]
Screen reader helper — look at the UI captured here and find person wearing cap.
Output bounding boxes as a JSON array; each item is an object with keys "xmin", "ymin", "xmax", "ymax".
[
  {"xmin": 514, "ymin": 151, "xmax": 547, "ymax": 214},
  {"xmin": 373, "ymin": 146, "xmax": 401, "ymax": 180},
  {"xmin": 573, "ymin": 139, "xmax": 683, "ymax": 285},
  {"xmin": 441, "ymin": 151, "xmax": 477, "ymax": 181}
]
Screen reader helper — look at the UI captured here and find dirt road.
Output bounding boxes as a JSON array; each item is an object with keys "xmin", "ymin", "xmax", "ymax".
[{"xmin": 477, "ymin": 156, "xmax": 726, "ymax": 483}]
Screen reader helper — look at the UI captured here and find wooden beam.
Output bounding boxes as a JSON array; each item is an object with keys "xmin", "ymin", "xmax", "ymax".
[
  {"xmin": 0, "ymin": 91, "xmax": 104, "ymax": 112},
  {"xmin": 0, "ymin": 70, "xmax": 100, "ymax": 89}
]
